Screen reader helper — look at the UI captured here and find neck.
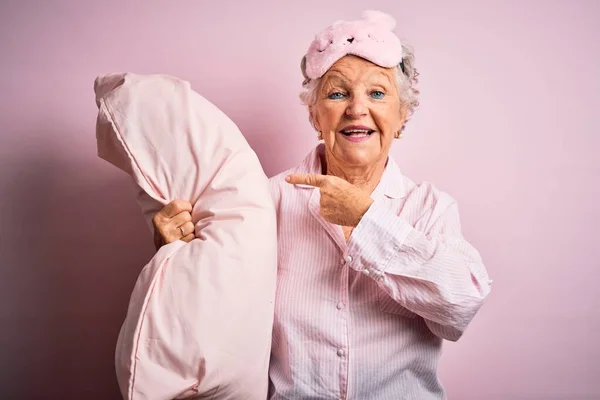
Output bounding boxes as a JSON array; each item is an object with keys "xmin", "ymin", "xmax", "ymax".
[{"xmin": 322, "ymin": 152, "xmax": 386, "ymax": 193}]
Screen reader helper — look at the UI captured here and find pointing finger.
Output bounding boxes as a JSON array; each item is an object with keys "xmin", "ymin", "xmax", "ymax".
[{"xmin": 285, "ymin": 173, "xmax": 327, "ymax": 187}]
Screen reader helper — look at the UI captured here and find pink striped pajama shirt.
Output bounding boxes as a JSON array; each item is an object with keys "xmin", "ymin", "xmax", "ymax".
[{"xmin": 267, "ymin": 144, "xmax": 492, "ymax": 399}]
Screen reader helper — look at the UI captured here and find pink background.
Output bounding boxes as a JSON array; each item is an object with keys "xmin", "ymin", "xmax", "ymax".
[{"xmin": 1, "ymin": 1, "xmax": 598, "ymax": 399}]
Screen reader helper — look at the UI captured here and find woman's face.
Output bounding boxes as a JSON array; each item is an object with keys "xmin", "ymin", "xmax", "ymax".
[{"xmin": 311, "ymin": 55, "xmax": 406, "ymax": 169}]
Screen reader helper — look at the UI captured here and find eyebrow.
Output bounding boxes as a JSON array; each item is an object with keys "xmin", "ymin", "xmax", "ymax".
[
  {"xmin": 370, "ymin": 71, "xmax": 395, "ymax": 87},
  {"xmin": 321, "ymin": 72, "xmax": 394, "ymax": 91}
]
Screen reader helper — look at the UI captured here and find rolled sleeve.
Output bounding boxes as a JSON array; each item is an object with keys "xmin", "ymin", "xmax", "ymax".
[{"xmin": 345, "ymin": 199, "xmax": 412, "ymax": 278}]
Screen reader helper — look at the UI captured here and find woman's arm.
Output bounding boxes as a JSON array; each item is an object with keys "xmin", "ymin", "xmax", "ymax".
[
  {"xmin": 285, "ymin": 173, "xmax": 492, "ymax": 341},
  {"xmin": 346, "ymin": 187, "xmax": 492, "ymax": 342}
]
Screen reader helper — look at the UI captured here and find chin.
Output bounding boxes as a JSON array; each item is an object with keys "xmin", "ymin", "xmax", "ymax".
[
  {"xmin": 338, "ymin": 153, "xmax": 378, "ymax": 168},
  {"xmin": 340, "ymin": 146, "xmax": 380, "ymax": 162}
]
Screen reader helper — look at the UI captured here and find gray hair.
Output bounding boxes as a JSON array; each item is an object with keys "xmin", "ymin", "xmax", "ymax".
[{"xmin": 299, "ymin": 42, "xmax": 420, "ymax": 132}]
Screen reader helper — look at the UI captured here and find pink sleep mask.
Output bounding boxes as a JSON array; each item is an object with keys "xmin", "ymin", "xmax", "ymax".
[{"xmin": 303, "ymin": 10, "xmax": 405, "ymax": 80}]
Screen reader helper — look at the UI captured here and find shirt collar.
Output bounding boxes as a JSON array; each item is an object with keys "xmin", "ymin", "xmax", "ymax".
[{"xmin": 292, "ymin": 143, "xmax": 406, "ymax": 199}]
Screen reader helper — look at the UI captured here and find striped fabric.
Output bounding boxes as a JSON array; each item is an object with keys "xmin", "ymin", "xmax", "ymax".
[{"xmin": 267, "ymin": 144, "xmax": 492, "ymax": 400}]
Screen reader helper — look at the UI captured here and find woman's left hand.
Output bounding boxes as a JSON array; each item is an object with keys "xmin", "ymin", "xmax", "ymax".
[{"xmin": 286, "ymin": 173, "xmax": 374, "ymax": 227}]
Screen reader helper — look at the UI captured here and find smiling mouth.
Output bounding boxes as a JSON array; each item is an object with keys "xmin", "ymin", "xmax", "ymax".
[{"xmin": 340, "ymin": 129, "xmax": 375, "ymax": 137}]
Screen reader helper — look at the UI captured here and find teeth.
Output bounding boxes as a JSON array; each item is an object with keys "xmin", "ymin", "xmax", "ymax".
[{"xmin": 342, "ymin": 129, "xmax": 372, "ymax": 136}]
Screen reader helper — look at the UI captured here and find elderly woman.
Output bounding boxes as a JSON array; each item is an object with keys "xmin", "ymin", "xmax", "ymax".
[{"xmin": 152, "ymin": 10, "xmax": 491, "ymax": 400}]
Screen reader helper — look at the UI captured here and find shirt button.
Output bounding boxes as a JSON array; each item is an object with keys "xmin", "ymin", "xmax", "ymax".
[
  {"xmin": 336, "ymin": 302, "xmax": 345, "ymax": 310},
  {"xmin": 337, "ymin": 348, "xmax": 345, "ymax": 357},
  {"xmin": 345, "ymin": 255, "xmax": 353, "ymax": 263},
  {"xmin": 362, "ymin": 269, "xmax": 370, "ymax": 276}
]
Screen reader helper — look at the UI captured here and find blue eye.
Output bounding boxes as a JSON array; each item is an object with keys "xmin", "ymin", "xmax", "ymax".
[
  {"xmin": 328, "ymin": 92, "xmax": 345, "ymax": 99},
  {"xmin": 370, "ymin": 91, "xmax": 385, "ymax": 99}
]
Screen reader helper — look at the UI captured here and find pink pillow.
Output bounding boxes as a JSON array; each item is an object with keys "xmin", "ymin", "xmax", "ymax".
[{"xmin": 94, "ymin": 73, "xmax": 277, "ymax": 399}]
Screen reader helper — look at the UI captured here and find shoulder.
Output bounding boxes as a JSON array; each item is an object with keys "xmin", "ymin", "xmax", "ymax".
[
  {"xmin": 268, "ymin": 167, "xmax": 294, "ymax": 194},
  {"xmin": 268, "ymin": 168, "xmax": 294, "ymax": 189},
  {"xmin": 268, "ymin": 145, "xmax": 320, "ymax": 199},
  {"xmin": 408, "ymin": 179, "xmax": 456, "ymax": 206},
  {"xmin": 396, "ymin": 171, "xmax": 459, "ymax": 224},
  {"xmin": 383, "ymin": 155, "xmax": 456, "ymax": 209},
  {"xmin": 267, "ymin": 166, "xmax": 301, "ymax": 208}
]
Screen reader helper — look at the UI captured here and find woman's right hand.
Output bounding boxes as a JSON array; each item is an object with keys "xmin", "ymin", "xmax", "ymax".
[{"xmin": 152, "ymin": 199, "xmax": 195, "ymax": 250}]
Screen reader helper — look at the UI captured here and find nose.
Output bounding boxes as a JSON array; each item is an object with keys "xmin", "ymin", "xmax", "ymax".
[{"xmin": 345, "ymin": 94, "xmax": 368, "ymax": 118}]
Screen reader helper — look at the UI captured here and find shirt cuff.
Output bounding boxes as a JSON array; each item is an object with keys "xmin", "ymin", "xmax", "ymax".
[{"xmin": 345, "ymin": 199, "xmax": 412, "ymax": 279}]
